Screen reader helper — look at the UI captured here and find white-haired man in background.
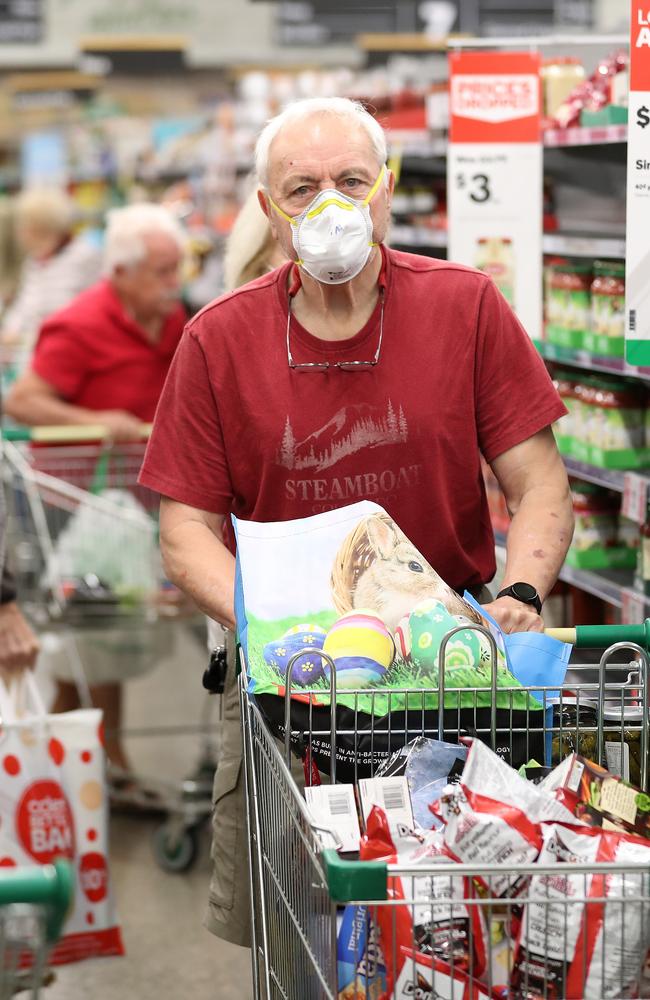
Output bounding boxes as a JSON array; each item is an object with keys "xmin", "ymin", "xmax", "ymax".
[
  {"xmin": 5, "ymin": 203, "xmax": 187, "ymax": 772},
  {"xmin": 140, "ymin": 97, "xmax": 573, "ymax": 948}
]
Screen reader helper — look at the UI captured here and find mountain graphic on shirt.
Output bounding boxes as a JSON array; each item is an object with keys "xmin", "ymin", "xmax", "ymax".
[{"xmin": 277, "ymin": 401, "xmax": 408, "ymax": 473}]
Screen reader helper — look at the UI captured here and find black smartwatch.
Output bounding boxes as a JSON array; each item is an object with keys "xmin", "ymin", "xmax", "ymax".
[{"xmin": 496, "ymin": 581, "xmax": 542, "ymax": 615}]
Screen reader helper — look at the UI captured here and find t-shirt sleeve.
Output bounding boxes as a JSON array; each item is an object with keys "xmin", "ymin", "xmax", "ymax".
[
  {"xmin": 31, "ymin": 315, "xmax": 92, "ymax": 400},
  {"xmin": 475, "ymin": 278, "xmax": 567, "ymax": 464},
  {"xmin": 138, "ymin": 327, "xmax": 234, "ymax": 514}
]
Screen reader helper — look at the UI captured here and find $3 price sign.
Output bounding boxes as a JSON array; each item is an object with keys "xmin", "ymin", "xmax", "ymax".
[{"xmin": 455, "ymin": 172, "xmax": 491, "ymax": 203}]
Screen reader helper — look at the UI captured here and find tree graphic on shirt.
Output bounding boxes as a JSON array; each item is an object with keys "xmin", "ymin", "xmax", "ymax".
[
  {"xmin": 279, "ymin": 416, "xmax": 296, "ymax": 468},
  {"xmin": 276, "ymin": 401, "xmax": 409, "ymax": 473}
]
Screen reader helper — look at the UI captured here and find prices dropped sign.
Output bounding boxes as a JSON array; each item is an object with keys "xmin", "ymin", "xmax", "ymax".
[
  {"xmin": 626, "ymin": 2, "xmax": 650, "ymax": 365},
  {"xmin": 448, "ymin": 52, "xmax": 543, "ymax": 342}
]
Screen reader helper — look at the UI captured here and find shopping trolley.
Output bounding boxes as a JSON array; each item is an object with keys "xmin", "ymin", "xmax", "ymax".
[
  {"xmin": 241, "ymin": 622, "xmax": 650, "ymax": 1000},
  {"xmin": 0, "ymin": 860, "xmax": 73, "ymax": 998},
  {"xmin": 1, "ymin": 425, "xmax": 219, "ymax": 872}
]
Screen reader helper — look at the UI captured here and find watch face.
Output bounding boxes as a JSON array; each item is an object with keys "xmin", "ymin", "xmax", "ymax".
[{"xmin": 511, "ymin": 582, "xmax": 537, "ymax": 603}]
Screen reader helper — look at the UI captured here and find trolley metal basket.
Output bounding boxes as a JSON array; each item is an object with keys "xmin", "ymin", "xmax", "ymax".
[
  {"xmin": 0, "ymin": 860, "xmax": 73, "ymax": 999},
  {"xmin": 241, "ymin": 627, "xmax": 650, "ymax": 1000},
  {"xmin": 1, "ymin": 426, "xmax": 219, "ymax": 870}
]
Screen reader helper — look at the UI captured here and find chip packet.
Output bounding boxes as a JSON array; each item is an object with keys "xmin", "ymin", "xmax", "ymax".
[
  {"xmin": 359, "ymin": 806, "xmax": 487, "ymax": 995},
  {"xmin": 394, "ymin": 948, "xmax": 501, "ymax": 1000},
  {"xmin": 510, "ymin": 822, "xmax": 650, "ymax": 999},
  {"xmin": 436, "ymin": 740, "xmax": 580, "ymax": 899}
]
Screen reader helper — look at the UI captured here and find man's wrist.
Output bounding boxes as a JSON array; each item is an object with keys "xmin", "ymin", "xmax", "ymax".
[{"xmin": 496, "ymin": 582, "xmax": 542, "ymax": 615}]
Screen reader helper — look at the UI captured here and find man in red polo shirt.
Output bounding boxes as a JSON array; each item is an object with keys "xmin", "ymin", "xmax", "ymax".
[
  {"xmin": 5, "ymin": 203, "xmax": 187, "ymax": 774},
  {"xmin": 6, "ymin": 203, "xmax": 186, "ymax": 440}
]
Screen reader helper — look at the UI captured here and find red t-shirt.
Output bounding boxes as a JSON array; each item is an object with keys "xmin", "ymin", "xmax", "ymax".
[
  {"xmin": 32, "ymin": 279, "xmax": 186, "ymax": 421},
  {"xmin": 139, "ymin": 247, "xmax": 566, "ymax": 591}
]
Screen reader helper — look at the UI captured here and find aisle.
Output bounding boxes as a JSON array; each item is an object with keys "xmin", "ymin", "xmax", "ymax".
[{"xmin": 40, "ymin": 623, "xmax": 253, "ymax": 1000}]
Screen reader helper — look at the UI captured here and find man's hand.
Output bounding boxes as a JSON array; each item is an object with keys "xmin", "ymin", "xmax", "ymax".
[
  {"xmin": 0, "ymin": 602, "xmax": 40, "ymax": 674},
  {"xmin": 96, "ymin": 410, "xmax": 147, "ymax": 443},
  {"xmin": 482, "ymin": 596, "xmax": 544, "ymax": 634}
]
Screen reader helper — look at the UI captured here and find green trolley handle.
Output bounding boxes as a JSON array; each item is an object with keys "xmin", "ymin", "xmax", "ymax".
[
  {"xmin": 0, "ymin": 860, "xmax": 74, "ymax": 943},
  {"xmin": 545, "ymin": 620, "xmax": 650, "ymax": 649}
]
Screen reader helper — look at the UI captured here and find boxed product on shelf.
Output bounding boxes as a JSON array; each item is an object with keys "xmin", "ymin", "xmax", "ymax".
[
  {"xmin": 546, "ymin": 259, "xmax": 593, "ymax": 351},
  {"xmin": 585, "ymin": 260, "xmax": 626, "ymax": 358},
  {"xmin": 553, "ymin": 371, "xmax": 650, "ymax": 470},
  {"xmin": 565, "ymin": 480, "xmax": 636, "ymax": 570}
]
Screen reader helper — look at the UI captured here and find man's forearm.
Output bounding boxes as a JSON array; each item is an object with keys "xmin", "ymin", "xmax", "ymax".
[
  {"xmin": 5, "ymin": 390, "xmax": 98, "ymax": 428},
  {"xmin": 161, "ymin": 520, "xmax": 236, "ymax": 630},
  {"xmin": 500, "ymin": 486, "xmax": 574, "ymax": 600}
]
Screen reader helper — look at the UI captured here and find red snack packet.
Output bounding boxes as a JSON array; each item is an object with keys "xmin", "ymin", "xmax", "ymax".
[
  {"xmin": 359, "ymin": 806, "xmax": 487, "ymax": 996},
  {"xmin": 394, "ymin": 947, "xmax": 501, "ymax": 999},
  {"xmin": 510, "ymin": 823, "xmax": 650, "ymax": 999},
  {"xmin": 436, "ymin": 740, "xmax": 578, "ymax": 899}
]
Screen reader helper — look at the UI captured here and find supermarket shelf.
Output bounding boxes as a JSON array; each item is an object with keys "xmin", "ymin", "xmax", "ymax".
[
  {"xmin": 541, "ymin": 233, "xmax": 625, "ymax": 259},
  {"xmin": 562, "ymin": 458, "xmax": 626, "ymax": 492},
  {"xmin": 387, "ymin": 226, "xmax": 625, "ymax": 259},
  {"xmin": 535, "ymin": 340, "xmax": 650, "ymax": 382},
  {"xmin": 543, "ymin": 124, "xmax": 627, "ymax": 148},
  {"xmin": 388, "ymin": 131, "xmax": 447, "ymax": 157},
  {"xmin": 495, "ymin": 535, "xmax": 641, "ymax": 611},
  {"xmin": 390, "ymin": 223, "xmax": 447, "ymax": 247}
]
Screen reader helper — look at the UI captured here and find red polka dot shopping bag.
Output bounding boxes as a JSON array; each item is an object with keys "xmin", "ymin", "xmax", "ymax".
[{"xmin": 0, "ymin": 672, "xmax": 124, "ymax": 964}]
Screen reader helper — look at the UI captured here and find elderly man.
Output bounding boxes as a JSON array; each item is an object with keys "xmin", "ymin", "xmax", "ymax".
[
  {"xmin": 139, "ymin": 97, "xmax": 573, "ymax": 947},
  {"xmin": 5, "ymin": 202, "xmax": 187, "ymax": 773}
]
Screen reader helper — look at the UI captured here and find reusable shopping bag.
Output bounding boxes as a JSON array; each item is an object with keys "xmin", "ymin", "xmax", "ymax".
[
  {"xmin": 234, "ymin": 501, "xmax": 554, "ymax": 779},
  {"xmin": 0, "ymin": 673, "xmax": 124, "ymax": 965}
]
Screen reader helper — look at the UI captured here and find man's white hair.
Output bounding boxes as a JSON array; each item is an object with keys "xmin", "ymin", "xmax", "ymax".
[
  {"xmin": 255, "ymin": 97, "xmax": 387, "ymax": 188},
  {"xmin": 103, "ymin": 203, "xmax": 185, "ymax": 274}
]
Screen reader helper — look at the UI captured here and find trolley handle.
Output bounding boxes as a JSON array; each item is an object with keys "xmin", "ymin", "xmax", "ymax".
[
  {"xmin": 545, "ymin": 621, "xmax": 650, "ymax": 649},
  {"xmin": 2, "ymin": 423, "xmax": 152, "ymax": 444},
  {"xmin": 0, "ymin": 860, "xmax": 74, "ymax": 943}
]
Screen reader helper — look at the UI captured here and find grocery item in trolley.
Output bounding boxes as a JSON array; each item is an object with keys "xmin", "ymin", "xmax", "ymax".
[
  {"xmin": 233, "ymin": 501, "xmax": 550, "ymax": 779},
  {"xmin": 360, "ymin": 805, "xmax": 488, "ymax": 994},
  {"xmin": 374, "ymin": 735, "xmax": 467, "ymax": 830},
  {"xmin": 393, "ymin": 950, "xmax": 499, "ymax": 1000},
  {"xmin": 0, "ymin": 675, "xmax": 123, "ymax": 965},
  {"xmin": 337, "ymin": 904, "xmax": 386, "ymax": 1000},
  {"xmin": 510, "ymin": 823, "xmax": 650, "ymax": 1000},
  {"xmin": 551, "ymin": 753, "xmax": 650, "ymax": 840},
  {"xmin": 436, "ymin": 740, "xmax": 579, "ymax": 900}
]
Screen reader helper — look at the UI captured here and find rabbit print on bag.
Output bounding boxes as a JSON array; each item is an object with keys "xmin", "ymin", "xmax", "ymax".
[{"xmin": 330, "ymin": 512, "xmax": 481, "ymax": 632}]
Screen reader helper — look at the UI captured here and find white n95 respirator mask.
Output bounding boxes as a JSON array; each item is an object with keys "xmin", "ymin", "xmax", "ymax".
[{"xmin": 269, "ymin": 166, "xmax": 386, "ymax": 285}]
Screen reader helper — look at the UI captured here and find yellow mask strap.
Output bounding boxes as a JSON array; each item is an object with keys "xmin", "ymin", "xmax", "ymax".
[
  {"xmin": 268, "ymin": 195, "xmax": 297, "ymax": 226},
  {"xmin": 363, "ymin": 164, "xmax": 387, "ymax": 205}
]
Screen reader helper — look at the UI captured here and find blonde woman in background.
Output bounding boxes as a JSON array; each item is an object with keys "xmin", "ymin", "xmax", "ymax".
[
  {"xmin": 1, "ymin": 188, "xmax": 102, "ymax": 357},
  {"xmin": 222, "ymin": 185, "xmax": 286, "ymax": 291}
]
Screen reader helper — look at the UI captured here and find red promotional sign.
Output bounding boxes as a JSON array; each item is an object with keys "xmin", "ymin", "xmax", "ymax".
[
  {"xmin": 16, "ymin": 779, "xmax": 75, "ymax": 865},
  {"xmin": 449, "ymin": 51, "xmax": 541, "ymax": 144},
  {"xmin": 79, "ymin": 852, "xmax": 109, "ymax": 904},
  {"xmin": 631, "ymin": 2, "xmax": 650, "ymax": 90}
]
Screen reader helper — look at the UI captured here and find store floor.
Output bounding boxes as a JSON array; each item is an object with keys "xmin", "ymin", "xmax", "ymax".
[{"xmin": 38, "ymin": 622, "xmax": 254, "ymax": 1000}]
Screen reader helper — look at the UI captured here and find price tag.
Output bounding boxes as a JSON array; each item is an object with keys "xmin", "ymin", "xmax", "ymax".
[
  {"xmin": 626, "ymin": 3, "xmax": 650, "ymax": 365},
  {"xmin": 448, "ymin": 51, "xmax": 542, "ymax": 342},
  {"xmin": 622, "ymin": 472, "xmax": 649, "ymax": 524},
  {"xmin": 621, "ymin": 588, "xmax": 646, "ymax": 625}
]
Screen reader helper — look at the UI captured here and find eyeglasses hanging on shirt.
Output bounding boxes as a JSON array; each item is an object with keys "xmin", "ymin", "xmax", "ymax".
[{"xmin": 286, "ymin": 289, "xmax": 385, "ymax": 373}]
